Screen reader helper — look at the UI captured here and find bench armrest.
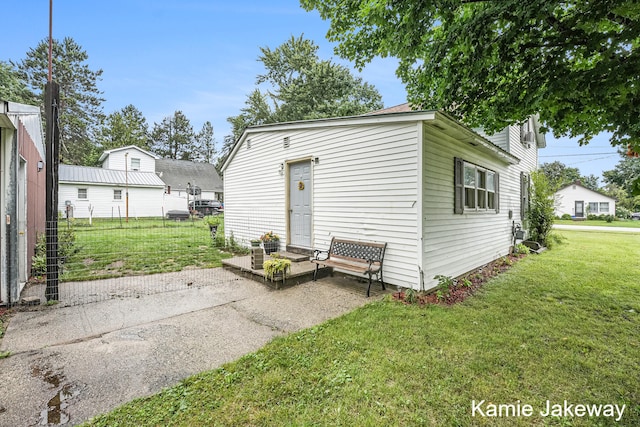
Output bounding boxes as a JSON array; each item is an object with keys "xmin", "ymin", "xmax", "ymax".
[{"xmin": 313, "ymin": 249, "xmax": 329, "ymax": 261}]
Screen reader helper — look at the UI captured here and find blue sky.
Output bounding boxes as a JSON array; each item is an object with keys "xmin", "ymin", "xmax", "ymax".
[{"xmin": 4, "ymin": 1, "xmax": 621, "ymax": 181}]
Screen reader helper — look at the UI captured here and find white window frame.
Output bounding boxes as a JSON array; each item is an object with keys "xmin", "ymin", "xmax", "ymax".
[
  {"xmin": 588, "ymin": 202, "xmax": 599, "ymax": 214},
  {"xmin": 599, "ymin": 202, "xmax": 609, "ymax": 213},
  {"xmin": 114, "ymin": 189, "xmax": 122, "ymax": 200},
  {"xmin": 78, "ymin": 188, "xmax": 88, "ymax": 199},
  {"xmin": 463, "ymin": 162, "xmax": 497, "ymax": 212},
  {"xmin": 130, "ymin": 157, "xmax": 141, "ymax": 171}
]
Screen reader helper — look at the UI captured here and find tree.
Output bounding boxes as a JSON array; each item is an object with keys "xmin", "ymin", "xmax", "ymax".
[
  {"xmin": 215, "ymin": 135, "xmax": 236, "ymax": 173},
  {"xmin": 227, "ymin": 35, "xmax": 383, "ymax": 140},
  {"xmin": 603, "ymin": 152, "xmax": 640, "ymax": 199},
  {"xmin": 150, "ymin": 111, "xmax": 195, "ymax": 160},
  {"xmin": 539, "ymin": 161, "xmax": 581, "ymax": 191},
  {"xmin": 301, "ymin": 1, "xmax": 640, "ymax": 149},
  {"xmin": 0, "ymin": 61, "xmax": 37, "ymax": 105},
  {"xmin": 98, "ymin": 104, "xmax": 150, "ymax": 151},
  {"xmin": 194, "ymin": 121, "xmax": 217, "ymax": 163},
  {"xmin": 14, "ymin": 37, "xmax": 105, "ymax": 165}
]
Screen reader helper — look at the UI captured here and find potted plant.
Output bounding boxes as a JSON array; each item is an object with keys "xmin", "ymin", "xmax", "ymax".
[
  {"xmin": 260, "ymin": 230, "xmax": 280, "ymax": 254},
  {"xmin": 263, "ymin": 254, "xmax": 291, "ymax": 283},
  {"xmin": 205, "ymin": 215, "xmax": 223, "ymax": 238}
]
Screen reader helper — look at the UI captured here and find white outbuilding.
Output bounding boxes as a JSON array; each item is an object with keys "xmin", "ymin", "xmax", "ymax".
[{"xmin": 221, "ymin": 106, "xmax": 545, "ymax": 290}]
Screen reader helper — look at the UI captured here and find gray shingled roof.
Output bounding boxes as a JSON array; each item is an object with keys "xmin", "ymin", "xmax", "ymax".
[
  {"xmin": 155, "ymin": 158, "xmax": 223, "ymax": 191},
  {"xmin": 59, "ymin": 164, "xmax": 165, "ymax": 187}
]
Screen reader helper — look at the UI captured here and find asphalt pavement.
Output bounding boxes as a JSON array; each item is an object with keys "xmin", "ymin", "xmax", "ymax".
[{"xmin": 0, "ymin": 273, "xmax": 374, "ymax": 426}]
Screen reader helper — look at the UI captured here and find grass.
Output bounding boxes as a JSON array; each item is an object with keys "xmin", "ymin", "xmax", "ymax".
[
  {"xmin": 60, "ymin": 216, "xmax": 234, "ymax": 281},
  {"xmin": 555, "ymin": 219, "xmax": 640, "ymax": 228},
  {"xmin": 83, "ymin": 230, "xmax": 640, "ymax": 426}
]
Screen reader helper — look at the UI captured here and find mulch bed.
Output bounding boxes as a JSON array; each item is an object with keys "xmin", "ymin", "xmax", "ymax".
[{"xmin": 392, "ymin": 253, "xmax": 527, "ymax": 306}]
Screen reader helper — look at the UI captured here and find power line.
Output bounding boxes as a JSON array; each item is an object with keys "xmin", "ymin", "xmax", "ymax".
[{"xmin": 539, "ymin": 152, "xmax": 617, "ymax": 158}]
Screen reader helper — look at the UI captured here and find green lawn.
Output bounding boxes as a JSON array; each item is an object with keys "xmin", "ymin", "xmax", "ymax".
[
  {"xmin": 84, "ymin": 230, "xmax": 640, "ymax": 426},
  {"xmin": 555, "ymin": 219, "xmax": 640, "ymax": 228},
  {"xmin": 61, "ymin": 216, "xmax": 233, "ymax": 281}
]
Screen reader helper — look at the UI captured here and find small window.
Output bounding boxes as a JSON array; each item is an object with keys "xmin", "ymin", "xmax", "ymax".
[
  {"xmin": 455, "ymin": 158, "xmax": 499, "ymax": 213},
  {"xmin": 131, "ymin": 158, "xmax": 141, "ymax": 171},
  {"xmin": 599, "ymin": 202, "xmax": 609, "ymax": 213},
  {"xmin": 78, "ymin": 188, "xmax": 88, "ymax": 199},
  {"xmin": 283, "ymin": 136, "xmax": 290, "ymax": 148},
  {"xmin": 589, "ymin": 202, "xmax": 599, "ymax": 214},
  {"xmin": 114, "ymin": 189, "xmax": 122, "ymax": 200}
]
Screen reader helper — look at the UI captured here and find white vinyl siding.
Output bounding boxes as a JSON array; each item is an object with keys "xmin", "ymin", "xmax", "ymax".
[
  {"xmin": 59, "ymin": 184, "xmax": 164, "ymax": 218},
  {"xmin": 101, "ymin": 149, "xmax": 156, "ymax": 173},
  {"xmin": 421, "ymin": 122, "xmax": 538, "ymax": 289},
  {"xmin": 224, "ymin": 122, "xmax": 421, "ymax": 288}
]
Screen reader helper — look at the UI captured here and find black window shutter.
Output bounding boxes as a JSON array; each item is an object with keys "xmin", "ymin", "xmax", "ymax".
[
  {"xmin": 495, "ymin": 172, "xmax": 500, "ymax": 213},
  {"xmin": 520, "ymin": 172, "xmax": 529, "ymax": 219},
  {"xmin": 454, "ymin": 157, "xmax": 464, "ymax": 214}
]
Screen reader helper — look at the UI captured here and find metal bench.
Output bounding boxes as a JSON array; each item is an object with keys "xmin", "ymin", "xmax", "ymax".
[{"xmin": 311, "ymin": 237, "xmax": 387, "ymax": 297}]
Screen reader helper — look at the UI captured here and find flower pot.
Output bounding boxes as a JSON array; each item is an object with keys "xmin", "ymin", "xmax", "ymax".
[
  {"xmin": 263, "ymin": 241, "xmax": 279, "ymax": 255},
  {"xmin": 251, "ymin": 241, "xmax": 261, "ymax": 248}
]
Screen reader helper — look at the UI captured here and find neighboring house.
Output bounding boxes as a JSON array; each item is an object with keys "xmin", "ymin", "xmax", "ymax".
[
  {"xmin": 0, "ymin": 101, "xmax": 46, "ymax": 305},
  {"xmin": 155, "ymin": 158, "xmax": 223, "ymax": 212},
  {"xmin": 555, "ymin": 181, "xmax": 616, "ymax": 219},
  {"xmin": 221, "ymin": 105, "xmax": 545, "ymax": 290},
  {"xmin": 58, "ymin": 165, "xmax": 166, "ymax": 218},
  {"xmin": 58, "ymin": 146, "xmax": 224, "ymax": 218}
]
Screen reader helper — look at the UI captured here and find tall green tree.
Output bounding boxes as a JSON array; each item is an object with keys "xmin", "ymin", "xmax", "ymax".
[
  {"xmin": 194, "ymin": 121, "xmax": 216, "ymax": 163},
  {"xmin": 150, "ymin": 111, "xmax": 195, "ymax": 160},
  {"xmin": 603, "ymin": 152, "xmax": 640, "ymax": 199},
  {"xmin": 539, "ymin": 161, "xmax": 582, "ymax": 191},
  {"xmin": 301, "ymin": 1, "xmax": 640, "ymax": 151},
  {"xmin": 539, "ymin": 161, "xmax": 600, "ymax": 191},
  {"xmin": 227, "ymin": 35, "xmax": 383, "ymax": 141},
  {"xmin": 13, "ymin": 37, "xmax": 105, "ymax": 165},
  {"xmin": 98, "ymin": 104, "xmax": 150, "ymax": 151},
  {"xmin": 0, "ymin": 61, "xmax": 37, "ymax": 105}
]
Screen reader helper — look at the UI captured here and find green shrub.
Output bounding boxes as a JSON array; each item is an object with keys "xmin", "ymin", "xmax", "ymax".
[
  {"xmin": 527, "ymin": 171, "xmax": 556, "ymax": 246},
  {"xmin": 31, "ymin": 227, "xmax": 79, "ymax": 277},
  {"xmin": 561, "ymin": 213, "xmax": 572, "ymax": 220}
]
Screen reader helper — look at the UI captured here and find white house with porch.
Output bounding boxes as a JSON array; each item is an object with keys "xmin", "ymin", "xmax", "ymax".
[{"xmin": 221, "ymin": 106, "xmax": 545, "ymax": 291}]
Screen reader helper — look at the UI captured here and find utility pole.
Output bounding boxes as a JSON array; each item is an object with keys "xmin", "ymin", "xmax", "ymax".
[{"xmin": 45, "ymin": 0, "xmax": 60, "ymax": 301}]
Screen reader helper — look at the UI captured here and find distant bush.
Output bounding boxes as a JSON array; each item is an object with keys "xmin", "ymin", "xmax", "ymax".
[
  {"xmin": 616, "ymin": 207, "xmax": 631, "ymax": 219},
  {"xmin": 561, "ymin": 214, "xmax": 572, "ymax": 220}
]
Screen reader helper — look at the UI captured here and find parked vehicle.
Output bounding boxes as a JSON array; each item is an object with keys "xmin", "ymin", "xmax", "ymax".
[
  {"xmin": 631, "ymin": 212, "xmax": 640, "ymax": 220},
  {"xmin": 189, "ymin": 199, "xmax": 222, "ymax": 216}
]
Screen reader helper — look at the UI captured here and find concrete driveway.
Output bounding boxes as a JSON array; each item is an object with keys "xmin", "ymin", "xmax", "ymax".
[{"xmin": 0, "ymin": 274, "xmax": 375, "ymax": 426}]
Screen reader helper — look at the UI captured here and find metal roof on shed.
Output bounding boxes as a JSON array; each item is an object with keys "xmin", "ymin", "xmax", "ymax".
[{"xmin": 59, "ymin": 164, "xmax": 165, "ymax": 187}]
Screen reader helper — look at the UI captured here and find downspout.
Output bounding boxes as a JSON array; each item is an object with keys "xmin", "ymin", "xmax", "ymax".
[{"xmin": 6, "ymin": 128, "xmax": 18, "ymax": 304}]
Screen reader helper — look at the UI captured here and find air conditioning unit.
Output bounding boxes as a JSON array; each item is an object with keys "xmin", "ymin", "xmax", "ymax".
[{"xmin": 522, "ymin": 131, "xmax": 535, "ymax": 147}]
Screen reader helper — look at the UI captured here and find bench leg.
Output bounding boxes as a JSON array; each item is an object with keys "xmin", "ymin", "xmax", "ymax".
[
  {"xmin": 380, "ymin": 270, "xmax": 386, "ymax": 291},
  {"xmin": 366, "ymin": 273, "xmax": 372, "ymax": 298},
  {"xmin": 313, "ymin": 264, "xmax": 318, "ymax": 281}
]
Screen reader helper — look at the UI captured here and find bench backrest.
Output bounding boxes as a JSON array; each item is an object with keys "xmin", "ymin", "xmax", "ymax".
[{"xmin": 329, "ymin": 238, "xmax": 387, "ymax": 265}]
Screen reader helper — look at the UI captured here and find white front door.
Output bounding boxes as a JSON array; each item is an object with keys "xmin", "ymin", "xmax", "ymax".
[{"xmin": 289, "ymin": 161, "xmax": 312, "ymax": 248}]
